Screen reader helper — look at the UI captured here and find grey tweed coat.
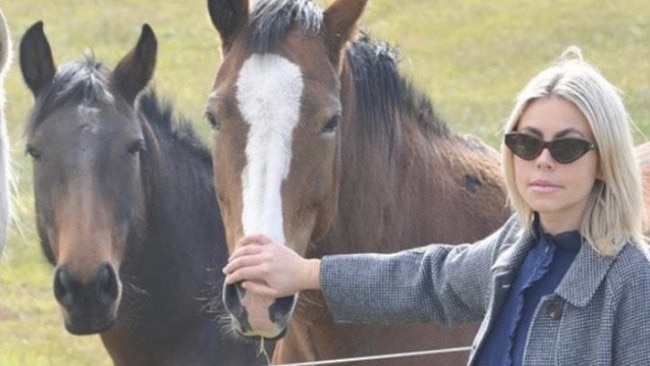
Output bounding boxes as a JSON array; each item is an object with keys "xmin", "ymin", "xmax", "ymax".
[{"xmin": 320, "ymin": 215, "xmax": 650, "ymax": 365}]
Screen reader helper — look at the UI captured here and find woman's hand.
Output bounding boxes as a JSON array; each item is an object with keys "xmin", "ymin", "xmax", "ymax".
[{"xmin": 223, "ymin": 234, "xmax": 322, "ymax": 298}]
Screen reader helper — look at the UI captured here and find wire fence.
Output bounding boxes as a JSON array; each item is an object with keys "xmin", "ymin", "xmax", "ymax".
[{"xmin": 274, "ymin": 345, "xmax": 472, "ymax": 365}]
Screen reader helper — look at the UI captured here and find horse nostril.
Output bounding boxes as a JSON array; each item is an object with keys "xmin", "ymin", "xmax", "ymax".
[
  {"xmin": 223, "ymin": 282, "xmax": 245, "ymax": 317},
  {"xmin": 53, "ymin": 267, "xmax": 78, "ymax": 308},
  {"xmin": 53, "ymin": 264, "xmax": 119, "ymax": 309},
  {"xmin": 95, "ymin": 264, "xmax": 119, "ymax": 305},
  {"xmin": 269, "ymin": 295, "xmax": 296, "ymax": 323}
]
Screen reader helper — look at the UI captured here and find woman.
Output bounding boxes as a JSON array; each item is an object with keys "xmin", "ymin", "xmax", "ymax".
[{"xmin": 223, "ymin": 48, "xmax": 650, "ymax": 365}]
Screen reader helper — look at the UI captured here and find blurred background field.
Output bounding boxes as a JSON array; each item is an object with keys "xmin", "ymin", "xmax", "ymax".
[{"xmin": 1, "ymin": 0, "xmax": 649, "ymax": 364}]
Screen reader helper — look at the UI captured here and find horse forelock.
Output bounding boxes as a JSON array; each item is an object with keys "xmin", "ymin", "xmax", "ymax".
[
  {"xmin": 26, "ymin": 56, "xmax": 114, "ymax": 137},
  {"xmin": 345, "ymin": 34, "xmax": 449, "ymax": 155},
  {"xmin": 246, "ymin": 0, "xmax": 323, "ymax": 53},
  {"xmin": 53, "ymin": 56, "xmax": 113, "ymax": 106}
]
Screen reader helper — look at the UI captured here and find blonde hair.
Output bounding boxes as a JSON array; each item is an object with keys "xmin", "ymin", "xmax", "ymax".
[{"xmin": 501, "ymin": 47, "xmax": 646, "ymax": 256}]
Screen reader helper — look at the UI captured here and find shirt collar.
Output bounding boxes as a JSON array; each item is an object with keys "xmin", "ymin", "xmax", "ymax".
[{"xmin": 533, "ymin": 215, "xmax": 581, "ymax": 252}]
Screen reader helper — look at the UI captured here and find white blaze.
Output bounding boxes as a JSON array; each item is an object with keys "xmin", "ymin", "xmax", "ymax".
[{"xmin": 236, "ymin": 54, "xmax": 303, "ymax": 244}]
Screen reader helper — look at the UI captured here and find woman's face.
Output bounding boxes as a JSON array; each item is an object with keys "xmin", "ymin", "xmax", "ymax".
[{"xmin": 514, "ymin": 96, "xmax": 599, "ymax": 233}]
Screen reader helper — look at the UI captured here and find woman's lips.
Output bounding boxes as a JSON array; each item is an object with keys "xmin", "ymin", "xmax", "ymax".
[{"xmin": 530, "ymin": 179, "xmax": 561, "ymax": 193}]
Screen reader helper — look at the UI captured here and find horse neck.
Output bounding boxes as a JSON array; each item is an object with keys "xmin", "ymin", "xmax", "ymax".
[{"xmin": 130, "ymin": 116, "xmax": 226, "ymax": 296}]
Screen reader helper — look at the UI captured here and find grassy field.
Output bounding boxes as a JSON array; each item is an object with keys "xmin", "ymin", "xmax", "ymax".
[{"xmin": 1, "ymin": 0, "xmax": 649, "ymax": 364}]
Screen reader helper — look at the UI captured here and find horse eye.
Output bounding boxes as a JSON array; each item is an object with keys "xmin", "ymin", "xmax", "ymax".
[
  {"xmin": 26, "ymin": 145, "xmax": 42, "ymax": 161},
  {"xmin": 127, "ymin": 139, "xmax": 145, "ymax": 155},
  {"xmin": 205, "ymin": 111, "xmax": 221, "ymax": 130},
  {"xmin": 321, "ymin": 113, "xmax": 340, "ymax": 134}
]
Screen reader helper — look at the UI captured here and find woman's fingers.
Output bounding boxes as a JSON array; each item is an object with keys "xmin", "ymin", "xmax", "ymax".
[
  {"xmin": 240, "ymin": 280, "xmax": 278, "ymax": 298},
  {"xmin": 223, "ymin": 249, "xmax": 262, "ymax": 276},
  {"xmin": 224, "ymin": 264, "xmax": 252, "ymax": 284},
  {"xmin": 227, "ymin": 243, "xmax": 261, "ymax": 264},
  {"xmin": 236, "ymin": 233, "xmax": 273, "ymax": 248},
  {"xmin": 223, "ymin": 236, "xmax": 276, "ymax": 285},
  {"xmin": 227, "ymin": 234, "xmax": 274, "ymax": 262},
  {"xmin": 223, "ymin": 234, "xmax": 311, "ymax": 296}
]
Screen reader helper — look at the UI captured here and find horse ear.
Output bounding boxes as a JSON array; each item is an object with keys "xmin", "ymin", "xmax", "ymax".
[
  {"xmin": 207, "ymin": 0, "xmax": 249, "ymax": 53},
  {"xmin": 110, "ymin": 24, "xmax": 157, "ymax": 104},
  {"xmin": 323, "ymin": 0, "xmax": 368, "ymax": 67},
  {"xmin": 19, "ymin": 21, "xmax": 56, "ymax": 98}
]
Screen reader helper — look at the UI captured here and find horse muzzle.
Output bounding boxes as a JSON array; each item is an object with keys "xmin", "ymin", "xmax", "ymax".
[
  {"xmin": 223, "ymin": 282, "xmax": 297, "ymax": 339},
  {"xmin": 53, "ymin": 263, "xmax": 121, "ymax": 335}
]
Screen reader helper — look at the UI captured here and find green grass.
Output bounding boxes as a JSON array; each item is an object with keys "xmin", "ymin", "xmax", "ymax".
[{"xmin": 1, "ymin": 0, "xmax": 649, "ymax": 364}]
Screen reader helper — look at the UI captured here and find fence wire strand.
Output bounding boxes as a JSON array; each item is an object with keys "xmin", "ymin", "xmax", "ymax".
[{"xmin": 274, "ymin": 346, "xmax": 472, "ymax": 365}]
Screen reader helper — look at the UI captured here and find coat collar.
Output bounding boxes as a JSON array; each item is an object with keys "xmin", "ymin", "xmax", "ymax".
[
  {"xmin": 491, "ymin": 225, "xmax": 616, "ymax": 308},
  {"xmin": 555, "ymin": 244, "xmax": 614, "ymax": 307},
  {"xmin": 492, "ymin": 229, "xmax": 535, "ymax": 272}
]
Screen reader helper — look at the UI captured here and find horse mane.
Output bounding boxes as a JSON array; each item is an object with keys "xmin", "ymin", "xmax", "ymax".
[
  {"xmin": 346, "ymin": 33, "xmax": 450, "ymax": 153},
  {"xmin": 136, "ymin": 88, "xmax": 212, "ymax": 165}
]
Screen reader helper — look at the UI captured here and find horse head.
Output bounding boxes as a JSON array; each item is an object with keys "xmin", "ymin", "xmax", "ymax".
[
  {"xmin": 19, "ymin": 22, "xmax": 156, "ymax": 335},
  {"xmin": 206, "ymin": 0, "xmax": 367, "ymax": 339}
]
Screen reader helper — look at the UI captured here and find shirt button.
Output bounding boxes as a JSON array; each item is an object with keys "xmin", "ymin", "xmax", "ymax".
[{"xmin": 547, "ymin": 302, "xmax": 563, "ymax": 320}]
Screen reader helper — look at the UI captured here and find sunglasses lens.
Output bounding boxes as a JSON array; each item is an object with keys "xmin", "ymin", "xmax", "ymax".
[
  {"xmin": 550, "ymin": 139, "xmax": 592, "ymax": 163},
  {"xmin": 505, "ymin": 134, "xmax": 543, "ymax": 160}
]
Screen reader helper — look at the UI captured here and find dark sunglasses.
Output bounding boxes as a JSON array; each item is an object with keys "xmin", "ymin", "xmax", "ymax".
[{"xmin": 505, "ymin": 132, "xmax": 597, "ymax": 164}]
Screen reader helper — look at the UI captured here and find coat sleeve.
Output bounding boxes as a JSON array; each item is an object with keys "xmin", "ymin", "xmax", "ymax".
[{"xmin": 319, "ymin": 216, "xmax": 522, "ymax": 327}]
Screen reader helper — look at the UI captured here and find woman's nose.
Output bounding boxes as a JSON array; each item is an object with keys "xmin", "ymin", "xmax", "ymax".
[{"xmin": 535, "ymin": 147, "xmax": 556, "ymax": 168}]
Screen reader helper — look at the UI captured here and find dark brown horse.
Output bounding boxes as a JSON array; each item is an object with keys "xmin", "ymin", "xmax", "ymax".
[
  {"xmin": 19, "ymin": 22, "xmax": 266, "ymax": 366},
  {"xmin": 205, "ymin": 0, "xmax": 509, "ymax": 364}
]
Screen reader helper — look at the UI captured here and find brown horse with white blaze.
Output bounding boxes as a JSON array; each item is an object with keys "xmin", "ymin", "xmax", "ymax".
[{"xmin": 206, "ymin": 0, "xmax": 510, "ymax": 364}]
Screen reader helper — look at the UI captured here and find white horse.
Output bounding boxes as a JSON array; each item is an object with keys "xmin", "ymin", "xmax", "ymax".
[{"xmin": 0, "ymin": 7, "xmax": 12, "ymax": 257}]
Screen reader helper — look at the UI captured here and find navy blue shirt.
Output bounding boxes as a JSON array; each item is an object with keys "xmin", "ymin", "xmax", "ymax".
[{"xmin": 476, "ymin": 223, "xmax": 582, "ymax": 365}]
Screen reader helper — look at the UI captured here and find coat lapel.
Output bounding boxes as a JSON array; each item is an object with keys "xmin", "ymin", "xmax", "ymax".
[{"xmin": 555, "ymin": 243, "xmax": 615, "ymax": 307}]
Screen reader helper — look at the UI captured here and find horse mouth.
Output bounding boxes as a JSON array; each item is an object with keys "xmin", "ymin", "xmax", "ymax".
[
  {"xmin": 63, "ymin": 311, "xmax": 118, "ymax": 335},
  {"xmin": 223, "ymin": 282, "xmax": 297, "ymax": 339}
]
